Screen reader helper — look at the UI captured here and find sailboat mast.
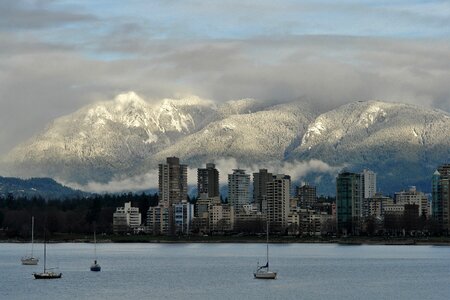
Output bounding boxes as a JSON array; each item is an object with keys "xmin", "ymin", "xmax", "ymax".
[
  {"xmin": 31, "ymin": 216, "xmax": 34, "ymax": 256},
  {"xmin": 94, "ymin": 226, "xmax": 97, "ymax": 260},
  {"xmin": 266, "ymin": 221, "xmax": 269, "ymax": 271},
  {"xmin": 43, "ymin": 203, "xmax": 48, "ymax": 273},
  {"xmin": 43, "ymin": 221, "xmax": 47, "ymax": 273}
]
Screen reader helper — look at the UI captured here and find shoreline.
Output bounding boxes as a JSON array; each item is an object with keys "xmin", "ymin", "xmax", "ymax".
[{"xmin": 2, "ymin": 235, "xmax": 450, "ymax": 246}]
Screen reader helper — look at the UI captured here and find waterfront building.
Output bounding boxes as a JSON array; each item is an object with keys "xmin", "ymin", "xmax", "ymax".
[
  {"xmin": 158, "ymin": 157, "xmax": 188, "ymax": 234},
  {"xmin": 363, "ymin": 194, "xmax": 393, "ymax": 219},
  {"xmin": 173, "ymin": 200, "xmax": 194, "ymax": 235},
  {"xmin": 228, "ymin": 169, "xmax": 250, "ymax": 210},
  {"xmin": 195, "ymin": 195, "xmax": 220, "ymax": 218},
  {"xmin": 266, "ymin": 174, "xmax": 291, "ymax": 232},
  {"xmin": 395, "ymin": 186, "xmax": 429, "ymax": 217},
  {"xmin": 432, "ymin": 164, "xmax": 450, "ymax": 233},
  {"xmin": 159, "ymin": 157, "xmax": 188, "ymax": 206},
  {"xmin": 113, "ymin": 202, "xmax": 142, "ymax": 234},
  {"xmin": 297, "ymin": 183, "xmax": 317, "ymax": 209},
  {"xmin": 288, "ymin": 208, "xmax": 327, "ymax": 236},
  {"xmin": 383, "ymin": 203, "xmax": 405, "ymax": 214},
  {"xmin": 234, "ymin": 204, "xmax": 266, "ymax": 233},
  {"xmin": 209, "ymin": 203, "xmax": 235, "ymax": 232},
  {"xmin": 197, "ymin": 163, "xmax": 220, "ymax": 198},
  {"xmin": 147, "ymin": 205, "xmax": 170, "ymax": 235},
  {"xmin": 361, "ymin": 169, "xmax": 377, "ymax": 199},
  {"xmin": 336, "ymin": 171, "xmax": 362, "ymax": 235},
  {"xmin": 253, "ymin": 169, "xmax": 273, "ymax": 212},
  {"xmin": 192, "ymin": 195, "xmax": 220, "ymax": 234}
]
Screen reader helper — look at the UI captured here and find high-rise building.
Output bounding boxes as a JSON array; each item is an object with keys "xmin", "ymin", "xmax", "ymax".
[
  {"xmin": 336, "ymin": 171, "xmax": 362, "ymax": 235},
  {"xmin": 158, "ymin": 157, "xmax": 188, "ymax": 235},
  {"xmin": 266, "ymin": 174, "xmax": 291, "ymax": 232},
  {"xmin": 197, "ymin": 163, "xmax": 220, "ymax": 198},
  {"xmin": 159, "ymin": 157, "xmax": 188, "ymax": 206},
  {"xmin": 432, "ymin": 164, "xmax": 450, "ymax": 233},
  {"xmin": 297, "ymin": 184, "xmax": 317, "ymax": 209},
  {"xmin": 253, "ymin": 169, "xmax": 273, "ymax": 212},
  {"xmin": 361, "ymin": 169, "xmax": 376, "ymax": 199},
  {"xmin": 228, "ymin": 169, "xmax": 250, "ymax": 210}
]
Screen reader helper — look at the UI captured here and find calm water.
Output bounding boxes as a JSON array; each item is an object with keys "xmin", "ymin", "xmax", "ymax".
[{"xmin": 1, "ymin": 242, "xmax": 450, "ymax": 299}]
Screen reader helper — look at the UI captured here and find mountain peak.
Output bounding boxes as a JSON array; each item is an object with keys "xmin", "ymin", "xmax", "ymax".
[{"xmin": 113, "ymin": 91, "xmax": 148, "ymax": 108}]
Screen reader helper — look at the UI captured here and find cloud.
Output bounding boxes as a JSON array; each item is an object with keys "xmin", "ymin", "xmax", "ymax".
[
  {"xmin": 0, "ymin": 1, "xmax": 96, "ymax": 30},
  {"xmin": 1, "ymin": 35, "xmax": 450, "ymax": 155},
  {"xmin": 0, "ymin": 1, "xmax": 449, "ymax": 157},
  {"xmin": 63, "ymin": 172, "xmax": 159, "ymax": 194},
  {"xmin": 66, "ymin": 158, "xmax": 342, "ymax": 194}
]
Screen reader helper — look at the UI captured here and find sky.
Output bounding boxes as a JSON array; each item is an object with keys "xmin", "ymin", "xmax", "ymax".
[{"xmin": 0, "ymin": 0, "xmax": 450, "ymax": 155}]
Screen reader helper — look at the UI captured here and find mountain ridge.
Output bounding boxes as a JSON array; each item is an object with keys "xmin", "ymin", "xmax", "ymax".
[
  {"xmin": 2, "ymin": 92, "xmax": 450, "ymax": 194},
  {"xmin": 0, "ymin": 176, "xmax": 87, "ymax": 199}
]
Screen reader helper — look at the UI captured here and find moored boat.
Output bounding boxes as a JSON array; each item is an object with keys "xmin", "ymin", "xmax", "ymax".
[
  {"xmin": 21, "ymin": 216, "xmax": 39, "ymax": 265},
  {"xmin": 254, "ymin": 221, "xmax": 277, "ymax": 279}
]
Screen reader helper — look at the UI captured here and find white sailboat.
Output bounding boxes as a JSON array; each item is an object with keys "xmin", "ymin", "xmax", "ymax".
[
  {"xmin": 33, "ymin": 208, "xmax": 62, "ymax": 279},
  {"xmin": 254, "ymin": 221, "xmax": 277, "ymax": 279},
  {"xmin": 21, "ymin": 216, "xmax": 39, "ymax": 265},
  {"xmin": 90, "ymin": 227, "xmax": 101, "ymax": 272}
]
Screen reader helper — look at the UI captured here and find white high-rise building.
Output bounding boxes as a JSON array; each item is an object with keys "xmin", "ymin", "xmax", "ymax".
[
  {"xmin": 228, "ymin": 169, "xmax": 250, "ymax": 210},
  {"xmin": 361, "ymin": 169, "xmax": 377, "ymax": 199}
]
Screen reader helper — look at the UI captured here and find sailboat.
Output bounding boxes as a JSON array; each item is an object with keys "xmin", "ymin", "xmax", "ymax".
[
  {"xmin": 90, "ymin": 227, "xmax": 101, "ymax": 272},
  {"xmin": 21, "ymin": 216, "xmax": 39, "ymax": 265},
  {"xmin": 33, "ymin": 208, "xmax": 62, "ymax": 279},
  {"xmin": 254, "ymin": 221, "xmax": 277, "ymax": 279}
]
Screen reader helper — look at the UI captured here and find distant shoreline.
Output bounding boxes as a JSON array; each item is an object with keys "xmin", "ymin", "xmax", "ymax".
[{"xmin": 2, "ymin": 235, "xmax": 450, "ymax": 246}]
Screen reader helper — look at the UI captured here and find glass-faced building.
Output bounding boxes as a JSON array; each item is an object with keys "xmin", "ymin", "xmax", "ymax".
[
  {"xmin": 336, "ymin": 171, "xmax": 362, "ymax": 235},
  {"xmin": 432, "ymin": 164, "xmax": 450, "ymax": 234}
]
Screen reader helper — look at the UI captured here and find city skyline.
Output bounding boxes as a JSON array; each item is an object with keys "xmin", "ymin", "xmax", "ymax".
[{"xmin": 1, "ymin": 2, "xmax": 450, "ymax": 298}]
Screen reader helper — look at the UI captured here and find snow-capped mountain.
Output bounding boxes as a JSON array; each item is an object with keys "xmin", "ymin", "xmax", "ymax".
[
  {"xmin": 3, "ymin": 92, "xmax": 450, "ymax": 194},
  {"xmin": 5, "ymin": 92, "xmax": 218, "ymax": 184},
  {"xmin": 289, "ymin": 101, "xmax": 450, "ymax": 192}
]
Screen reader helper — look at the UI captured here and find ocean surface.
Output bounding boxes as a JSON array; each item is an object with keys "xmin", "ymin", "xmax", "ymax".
[{"xmin": 1, "ymin": 242, "xmax": 450, "ymax": 299}]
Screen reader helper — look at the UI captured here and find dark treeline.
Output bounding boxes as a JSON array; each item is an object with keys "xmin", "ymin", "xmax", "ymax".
[{"xmin": 0, "ymin": 193, "xmax": 158, "ymax": 239}]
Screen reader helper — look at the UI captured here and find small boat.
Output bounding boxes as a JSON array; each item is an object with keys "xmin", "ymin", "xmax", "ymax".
[
  {"xmin": 254, "ymin": 221, "xmax": 277, "ymax": 279},
  {"xmin": 90, "ymin": 260, "xmax": 101, "ymax": 272},
  {"xmin": 33, "ymin": 208, "xmax": 62, "ymax": 279},
  {"xmin": 90, "ymin": 227, "xmax": 101, "ymax": 272},
  {"xmin": 33, "ymin": 271, "xmax": 62, "ymax": 279},
  {"xmin": 21, "ymin": 216, "xmax": 39, "ymax": 265}
]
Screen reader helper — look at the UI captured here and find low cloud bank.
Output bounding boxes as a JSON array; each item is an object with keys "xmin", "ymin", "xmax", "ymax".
[{"xmin": 65, "ymin": 158, "xmax": 344, "ymax": 194}]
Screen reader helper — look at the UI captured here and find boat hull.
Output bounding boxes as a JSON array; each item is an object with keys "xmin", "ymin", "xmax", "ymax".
[
  {"xmin": 254, "ymin": 271, "xmax": 277, "ymax": 279},
  {"xmin": 90, "ymin": 264, "xmax": 101, "ymax": 272},
  {"xmin": 33, "ymin": 272, "xmax": 62, "ymax": 279},
  {"xmin": 21, "ymin": 257, "xmax": 39, "ymax": 265}
]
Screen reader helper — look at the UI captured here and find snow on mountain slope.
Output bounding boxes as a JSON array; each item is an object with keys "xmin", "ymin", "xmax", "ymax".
[
  {"xmin": 153, "ymin": 101, "xmax": 316, "ymax": 165},
  {"xmin": 3, "ymin": 94, "xmax": 450, "ymax": 194},
  {"xmin": 5, "ymin": 92, "xmax": 218, "ymax": 183},
  {"xmin": 289, "ymin": 100, "xmax": 450, "ymax": 192}
]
